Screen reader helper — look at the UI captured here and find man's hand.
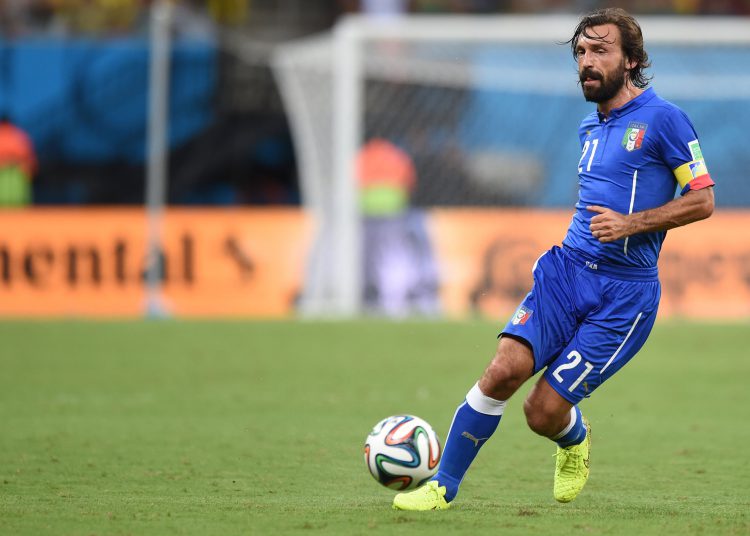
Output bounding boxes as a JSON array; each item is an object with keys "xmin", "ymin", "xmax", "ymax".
[{"xmin": 587, "ymin": 205, "xmax": 633, "ymax": 243}]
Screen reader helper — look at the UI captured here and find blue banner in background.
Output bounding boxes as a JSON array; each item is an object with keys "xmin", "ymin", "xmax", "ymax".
[{"xmin": 0, "ymin": 38, "xmax": 216, "ymax": 164}]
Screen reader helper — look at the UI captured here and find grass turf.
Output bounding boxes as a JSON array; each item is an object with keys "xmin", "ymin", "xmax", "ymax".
[{"xmin": 0, "ymin": 320, "xmax": 748, "ymax": 535}]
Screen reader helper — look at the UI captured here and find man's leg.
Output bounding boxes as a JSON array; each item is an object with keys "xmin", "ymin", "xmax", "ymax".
[
  {"xmin": 392, "ymin": 336, "xmax": 534, "ymax": 510},
  {"xmin": 524, "ymin": 376, "xmax": 591, "ymax": 503},
  {"xmin": 523, "ymin": 272, "xmax": 660, "ymax": 503}
]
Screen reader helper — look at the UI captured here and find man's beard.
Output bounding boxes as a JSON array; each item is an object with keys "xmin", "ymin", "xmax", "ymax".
[{"xmin": 580, "ymin": 65, "xmax": 627, "ymax": 103}]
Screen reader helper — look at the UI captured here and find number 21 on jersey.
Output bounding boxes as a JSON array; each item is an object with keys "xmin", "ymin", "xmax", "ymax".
[
  {"xmin": 578, "ymin": 138, "xmax": 599, "ymax": 173},
  {"xmin": 552, "ymin": 350, "xmax": 594, "ymax": 392}
]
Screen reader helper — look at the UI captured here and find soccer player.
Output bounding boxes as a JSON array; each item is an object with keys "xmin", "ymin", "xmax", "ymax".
[{"xmin": 393, "ymin": 7, "xmax": 715, "ymax": 510}]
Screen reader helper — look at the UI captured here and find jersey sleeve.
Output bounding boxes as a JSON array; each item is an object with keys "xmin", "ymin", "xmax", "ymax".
[{"xmin": 657, "ymin": 108, "xmax": 715, "ymax": 196}]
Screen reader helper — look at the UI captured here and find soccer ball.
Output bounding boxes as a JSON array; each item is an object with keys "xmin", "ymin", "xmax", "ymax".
[{"xmin": 364, "ymin": 414, "xmax": 442, "ymax": 490}]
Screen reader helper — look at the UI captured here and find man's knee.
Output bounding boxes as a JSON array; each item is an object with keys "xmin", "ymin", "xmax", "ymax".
[
  {"xmin": 523, "ymin": 399, "xmax": 560, "ymax": 437},
  {"xmin": 481, "ymin": 356, "xmax": 527, "ymax": 394},
  {"xmin": 523, "ymin": 380, "xmax": 573, "ymax": 437},
  {"xmin": 478, "ymin": 336, "xmax": 534, "ymax": 400}
]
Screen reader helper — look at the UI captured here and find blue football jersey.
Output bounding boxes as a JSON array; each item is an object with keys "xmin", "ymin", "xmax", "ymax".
[{"xmin": 562, "ymin": 88, "xmax": 714, "ymax": 268}]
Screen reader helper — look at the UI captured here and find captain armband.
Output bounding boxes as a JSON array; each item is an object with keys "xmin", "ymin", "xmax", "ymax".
[{"xmin": 673, "ymin": 159, "xmax": 714, "ymax": 195}]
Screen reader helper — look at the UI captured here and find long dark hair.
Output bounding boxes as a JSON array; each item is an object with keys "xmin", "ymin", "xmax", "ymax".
[{"xmin": 568, "ymin": 8, "xmax": 652, "ymax": 89}]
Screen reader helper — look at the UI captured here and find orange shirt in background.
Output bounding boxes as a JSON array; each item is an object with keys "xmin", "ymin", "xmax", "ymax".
[{"xmin": 0, "ymin": 122, "xmax": 37, "ymax": 178}]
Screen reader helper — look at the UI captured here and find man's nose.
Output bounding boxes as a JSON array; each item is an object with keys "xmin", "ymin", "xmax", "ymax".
[{"xmin": 579, "ymin": 50, "xmax": 594, "ymax": 69}]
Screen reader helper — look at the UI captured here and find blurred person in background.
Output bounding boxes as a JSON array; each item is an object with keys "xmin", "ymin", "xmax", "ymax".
[
  {"xmin": 358, "ymin": 138, "xmax": 440, "ymax": 317},
  {"xmin": 0, "ymin": 114, "xmax": 36, "ymax": 206},
  {"xmin": 393, "ymin": 7, "xmax": 715, "ymax": 511}
]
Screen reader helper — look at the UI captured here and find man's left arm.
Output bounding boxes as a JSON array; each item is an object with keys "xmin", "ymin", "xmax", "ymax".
[{"xmin": 587, "ymin": 187, "xmax": 714, "ymax": 243}]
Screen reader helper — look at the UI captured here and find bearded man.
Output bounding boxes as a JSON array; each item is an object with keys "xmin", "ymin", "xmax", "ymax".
[{"xmin": 393, "ymin": 7, "xmax": 715, "ymax": 510}]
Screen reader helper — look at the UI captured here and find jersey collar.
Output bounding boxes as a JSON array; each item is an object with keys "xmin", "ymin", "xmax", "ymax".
[{"xmin": 597, "ymin": 87, "xmax": 656, "ymax": 123}]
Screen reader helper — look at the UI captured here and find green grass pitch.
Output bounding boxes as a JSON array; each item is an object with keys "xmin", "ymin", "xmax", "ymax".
[{"xmin": 1, "ymin": 320, "xmax": 748, "ymax": 535}]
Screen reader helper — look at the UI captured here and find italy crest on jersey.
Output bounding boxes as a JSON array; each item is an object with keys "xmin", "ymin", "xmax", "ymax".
[
  {"xmin": 511, "ymin": 305, "xmax": 533, "ymax": 326},
  {"xmin": 622, "ymin": 121, "xmax": 648, "ymax": 152}
]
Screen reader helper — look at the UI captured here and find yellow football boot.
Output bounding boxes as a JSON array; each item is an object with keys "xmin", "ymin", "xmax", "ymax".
[
  {"xmin": 392, "ymin": 481, "xmax": 451, "ymax": 511},
  {"xmin": 553, "ymin": 418, "xmax": 591, "ymax": 503}
]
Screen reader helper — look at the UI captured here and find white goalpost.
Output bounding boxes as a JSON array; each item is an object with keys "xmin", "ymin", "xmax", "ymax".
[
  {"xmin": 145, "ymin": 0, "xmax": 173, "ymax": 317},
  {"xmin": 273, "ymin": 14, "xmax": 750, "ymax": 317}
]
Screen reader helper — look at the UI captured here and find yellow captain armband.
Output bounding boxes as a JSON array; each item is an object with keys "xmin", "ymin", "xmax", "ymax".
[{"xmin": 674, "ymin": 159, "xmax": 710, "ymax": 189}]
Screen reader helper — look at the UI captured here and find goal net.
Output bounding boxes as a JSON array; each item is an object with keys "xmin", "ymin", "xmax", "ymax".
[{"xmin": 272, "ymin": 15, "xmax": 750, "ymax": 316}]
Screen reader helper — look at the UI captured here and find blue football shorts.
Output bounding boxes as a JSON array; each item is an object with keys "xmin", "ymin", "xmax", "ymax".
[{"xmin": 501, "ymin": 245, "xmax": 661, "ymax": 405}]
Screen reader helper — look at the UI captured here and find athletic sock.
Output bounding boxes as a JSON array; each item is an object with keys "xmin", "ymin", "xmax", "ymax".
[
  {"xmin": 552, "ymin": 406, "xmax": 587, "ymax": 448},
  {"xmin": 432, "ymin": 382, "xmax": 506, "ymax": 502}
]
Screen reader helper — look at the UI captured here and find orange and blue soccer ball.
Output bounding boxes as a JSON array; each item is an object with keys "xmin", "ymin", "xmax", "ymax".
[{"xmin": 364, "ymin": 415, "xmax": 442, "ymax": 490}]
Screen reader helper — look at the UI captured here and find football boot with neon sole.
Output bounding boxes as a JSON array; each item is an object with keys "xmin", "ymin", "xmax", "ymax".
[
  {"xmin": 553, "ymin": 418, "xmax": 591, "ymax": 503},
  {"xmin": 392, "ymin": 480, "xmax": 451, "ymax": 511}
]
